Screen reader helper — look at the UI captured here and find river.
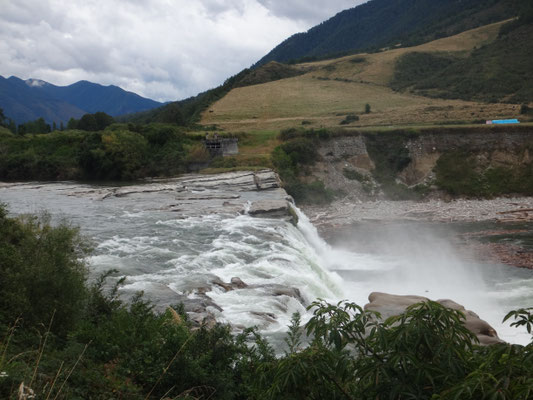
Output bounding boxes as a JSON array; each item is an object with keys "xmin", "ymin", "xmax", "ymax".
[{"xmin": 1, "ymin": 171, "xmax": 532, "ymax": 345}]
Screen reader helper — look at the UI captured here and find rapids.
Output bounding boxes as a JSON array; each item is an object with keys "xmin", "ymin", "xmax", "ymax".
[{"xmin": 1, "ymin": 173, "xmax": 532, "ymax": 345}]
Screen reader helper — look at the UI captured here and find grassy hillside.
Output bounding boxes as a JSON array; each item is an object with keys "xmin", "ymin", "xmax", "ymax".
[
  {"xmin": 201, "ymin": 21, "xmax": 526, "ymax": 131},
  {"xmin": 123, "ymin": 62, "xmax": 304, "ymax": 127},
  {"xmin": 257, "ymin": 0, "xmax": 525, "ymax": 65}
]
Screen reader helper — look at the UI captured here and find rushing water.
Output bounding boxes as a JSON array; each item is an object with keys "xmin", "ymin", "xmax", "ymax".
[{"xmin": 1, "ymin": 178, "xmax": 532, "ymax": 345}]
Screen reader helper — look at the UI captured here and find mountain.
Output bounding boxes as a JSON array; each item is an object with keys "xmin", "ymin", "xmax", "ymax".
[
  {"xmin": 256, "ymin": 0, "xmax": 526, "ymax": 66},
  {"xmin": 0, "ymin": 76, "xmax": 86, "ymax": 124},
  {"xmin": 0, "ymin": 76, "xmax": 163, "ymax": 124}
]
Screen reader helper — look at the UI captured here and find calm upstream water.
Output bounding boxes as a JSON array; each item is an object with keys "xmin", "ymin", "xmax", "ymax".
[{"xmin": 1, "ymin": 174, "xmax": 532, "ymax": 345}]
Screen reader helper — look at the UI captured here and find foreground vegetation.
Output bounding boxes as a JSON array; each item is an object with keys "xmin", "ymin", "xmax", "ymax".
[{"xmin": 1, "ymin": 207, "xmax": 532, "ymax": 399}]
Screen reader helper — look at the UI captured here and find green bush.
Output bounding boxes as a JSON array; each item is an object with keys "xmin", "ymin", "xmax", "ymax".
[
  {"xmin": 254, "ymin": 300, "xmax": 533, "ymax": 400},
  {"xmin": 0, "ymin": 205, "xmax": 89, "ymax": 336},
  {"xmin": 285, "ymin": 181, "xmax": 336, "ymax": 204},
  {"xmin": 339, "ymin": 114, "xmax": 359, "ymax": 125},
  {"xmin": 342, "ymin": 168, "xmax": 368, "ymax": 182},
  {"xmin": 272, "ymin": 137, "xmax": 334, "ymax": 204},
  {"xmin": 435, "ymin": 150, "xmax": 533, "ymax": 197},
  {"xmin": 0, "ymin": 124, "xmax": 192, "ymax": 181}
]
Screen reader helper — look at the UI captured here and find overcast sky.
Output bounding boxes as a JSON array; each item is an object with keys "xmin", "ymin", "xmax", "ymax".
[{"xmin": 0, "ymin": 0, "xmax": 366, "ymax": 102}]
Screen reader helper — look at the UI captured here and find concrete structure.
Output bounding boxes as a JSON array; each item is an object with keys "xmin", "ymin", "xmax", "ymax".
[{"xmin": 204, "ymin": 138, "xmax": 239, "ymax": 157}]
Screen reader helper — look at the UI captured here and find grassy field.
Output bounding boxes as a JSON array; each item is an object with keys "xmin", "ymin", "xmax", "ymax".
[{"xmin": 201, "ymin": 20, "xmax": 524, "ymax": 131}]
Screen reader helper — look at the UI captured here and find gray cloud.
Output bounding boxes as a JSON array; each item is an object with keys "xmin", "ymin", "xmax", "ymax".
[
  {"xmin": 258, "ymin": 0, "xmax": 366, "ymax": 24},
  {"xmin": 0, "ymin": 0, "xmax": 366, "ymax": 102}
]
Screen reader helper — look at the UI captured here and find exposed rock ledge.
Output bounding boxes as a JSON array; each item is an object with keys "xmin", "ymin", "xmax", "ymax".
[
  {"xmin": 365, "ymin": 292, "xmax": 502, "ymax": 346},
  {"xmin": 303, "ymin": 197, "xmax": 533, "ymax": 228}
]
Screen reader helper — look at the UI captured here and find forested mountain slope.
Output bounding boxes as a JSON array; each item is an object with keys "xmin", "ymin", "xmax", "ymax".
[{"xmin": 257, "ymin": 0, "xmax": 526, "ymax": 65}]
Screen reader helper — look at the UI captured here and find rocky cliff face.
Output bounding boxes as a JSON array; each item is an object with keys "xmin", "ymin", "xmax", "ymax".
[{"xmin": 306, "ymin": 127, "xmax": 533, "ymax": 199}]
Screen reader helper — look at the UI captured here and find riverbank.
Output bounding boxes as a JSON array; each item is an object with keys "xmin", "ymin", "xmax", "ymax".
[{"xmin": 302, "ymin": 197, "xmax": 533, "ymax": 269}]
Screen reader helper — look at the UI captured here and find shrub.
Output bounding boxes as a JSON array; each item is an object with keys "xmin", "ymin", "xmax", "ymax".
[
  {"xmin": 0, "ymin": 205, "xmax": 89, "ymax": 336},
  {"xmin": 342, "ymin": 167, "xmax": 368, "ymax": 182},
  {"xmin": 340, "ymin": 114, "xmax": 359, "ymax": 125},
  {"xmin": 255, "ymin": 300, "xmax": 533, "ymax": 400},
  {"xmin": 286, "ymin": 181, "xmax": 335, "ymax": 204},
  {"xmin": 186, "ymin": 143, "xmax": 211, "ymax": 163}
]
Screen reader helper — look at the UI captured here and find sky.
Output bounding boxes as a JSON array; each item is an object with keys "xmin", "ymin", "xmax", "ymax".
[{"xmin": 0, "ymin": 0, "xmax": 366, "ymax": 102}]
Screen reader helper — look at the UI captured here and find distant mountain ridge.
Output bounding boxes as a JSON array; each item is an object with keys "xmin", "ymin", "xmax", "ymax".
[
  {"xmin": 257, "ymin": 0, "xmax": 526, "ymax": 65},
  {"xmin": 0, "ymin": 76, "xmax": 163, "ymax": 124}
]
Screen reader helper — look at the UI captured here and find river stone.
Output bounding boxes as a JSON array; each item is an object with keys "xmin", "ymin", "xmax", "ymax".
[
  {"xmin": 364, "ymin": 292, "xmax": 503, "ymax": 346},
  {"xmin": 230, "ymin": 277, "xmax": 248, "ymax": 289}
]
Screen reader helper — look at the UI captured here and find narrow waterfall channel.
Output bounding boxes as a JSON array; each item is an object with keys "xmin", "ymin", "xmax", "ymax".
[{"xmin": 1, "ymin": 173, "xmax": 532, "ymax": 345}]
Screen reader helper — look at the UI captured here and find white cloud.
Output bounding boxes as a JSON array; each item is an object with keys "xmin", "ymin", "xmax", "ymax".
[{"xmin": 0, "ymin": 0, "xmax": 366, "ymax": 102}]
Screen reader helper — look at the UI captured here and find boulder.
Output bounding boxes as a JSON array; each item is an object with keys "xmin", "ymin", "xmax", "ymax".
[
  {"xmin": 364, "ymin": 292, "xmax": 503, "ymax": 346},
  {"xmin": 248, "ymin": 199, "xmax": 290, "ymax": 218}
]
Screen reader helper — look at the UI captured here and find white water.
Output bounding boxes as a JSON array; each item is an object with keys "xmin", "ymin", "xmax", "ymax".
[
  {"xmin": 1, "ymin": 181, "xmax": 532, "ymax": 345},
  {"xmin": 294, "ymin": 207, "xmax": 533, "ymax": 345}
]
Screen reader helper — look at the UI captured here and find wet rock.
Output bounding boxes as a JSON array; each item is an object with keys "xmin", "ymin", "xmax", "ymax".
[
  {"xmin": 248, "ymin": 199, "xmax": 291, "ymax": 218},
  {"xmin": 212, "ymin": 278, "xmax": 234, "ymax": 292},
  {"xmin": 189, "ymin": 312, "xmax": 218, "ymax": 330},
  {"xmin": 181, "ymin": 296, "xmax": 223, "ymax": 313},
  {"xmin": 209, "ymin": 277, "xmax": 305, "ymax": 305},
  {"xmin": 250, "ymin": 311, "xmax": 277, "ymax": 323},
  {"xmin": 230, "ymin": 277, "xmax": 248, "ymax": 289},
  {"xmin": 253, "ymin": 170, "xmax": 281, "ymax": 190},
  {"xmin": 258, "ymin": 284, "xmax": 305, "ymax": 305},
  {"xmin": 364, "ymin": 292, "xmax": 503, "ymax": 346}
]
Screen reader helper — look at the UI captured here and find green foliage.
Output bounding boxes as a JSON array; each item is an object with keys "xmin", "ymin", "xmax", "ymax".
[
  {"xmin": 392, "ymin": 21, "xmax": 533, "ymax": 104},
  {"xmin": 0, "ymin": 124, "xmax": 191, "ymax": 181},
  {"xmin": 0, "ymin": 205, "xmax": 88, "ymax": 336},
  {"xmin": 342, "ymin": 168, "xmax": 368, "ymax": 182},
  {"xmin": 279, "ymin": 138, "xmax": 318, "ymax": 166},
  {"xmin": 209, "ymin": 156, "xmax": 238, "ymax": 169},
  {"xmin": 255, "ymin": 300, "xmax": 533, "ymax": 400},
  {"xmin": 272, "ymin": 136, "xmax": 335, "ymax": 204},
  {"xmin": 435, "ymin": 150, "xmax": 533, "ymax": 197},
  {"xmin": 520, "ymin": 104, "xmax": 532, "ymax": 114},
  {"xmin": 285, "ymin": 181, "xmax": 336, "ymax": 205},
  {"xmin": 0, "ymin": 108, "xmax": 6, "ymax": 127},
  {"xmin": 363, "ymin": 131, "xmax": 423, "ymax": 200},
  {"xmin": 76, "ymin": 112, "xmax": 115, "ymax": 131},
  {"xmin": 392, "ymin": 51, "xmax": 458, "ymax": 91},
  {"xmin": 364, "ymin": 103, "xmax": 371, "ymax": 114},
  {"xmin": 234, "ymin": 62, "xmax": 304, "ymax": 88},
  {"xmin": 17, "ymin": 117, "xmax": 51, "ymax": 135},
  {"xmin": 339, "ymin": 114, "xmax": 359, "ymax": 125}
]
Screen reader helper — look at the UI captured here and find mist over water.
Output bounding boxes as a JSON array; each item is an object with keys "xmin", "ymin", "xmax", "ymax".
[
  {"xmin": 306, "ymin": 216, "xmax": 533, "ymax": 345},
  {"xmin": 1, "ymin": 181, "xmax": 532, "ymax": 345}
]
